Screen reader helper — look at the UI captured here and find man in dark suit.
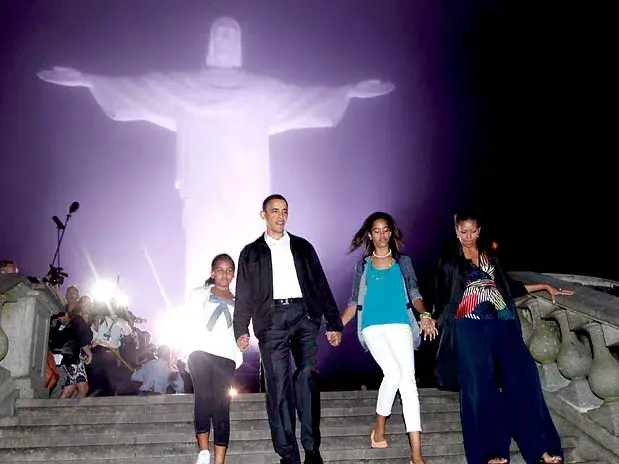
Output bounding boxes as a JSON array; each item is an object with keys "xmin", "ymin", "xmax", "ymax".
[{"xmin": 234, "ymin": 194, "xmax": 343, "ymax": 464}]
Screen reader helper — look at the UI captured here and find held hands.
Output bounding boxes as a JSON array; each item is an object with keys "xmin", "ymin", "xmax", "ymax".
[
  {"xmin": 419, "ymin": 315, "xmax": 439, "ymax": 342},
  {"xmin": 326, "ymin": 331, "xmax": 342, "ymax": 347},
  {"xmin": 348, "ymin": 79, "xmax": 395, "ymax": 99},
  {"xmin": 37, "ymin": 66, "xmax": 91, "ymax": 88},
  {"xmin": 236, "ymin": 334, "xmax": 250, "ymax": 352}
]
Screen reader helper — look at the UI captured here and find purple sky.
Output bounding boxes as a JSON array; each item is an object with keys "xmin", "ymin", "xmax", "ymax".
[{"xmin": 0, "ymin": 1, "xmax": 612, "ymax": 383}]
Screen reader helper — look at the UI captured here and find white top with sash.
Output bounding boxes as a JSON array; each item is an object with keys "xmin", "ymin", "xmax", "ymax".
[{"xmin": 184, "ymin": 285, "xmax": 243, "ymax": 368}]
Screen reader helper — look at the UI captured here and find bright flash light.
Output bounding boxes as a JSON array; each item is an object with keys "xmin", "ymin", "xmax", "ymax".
[
  {"xmin": 155, "ymin": 307, "xmax": 188, "ymax": 350},
  {"xmin": 91, "ymin": 279, "xmax": 130, "ymax": 307},
  {"xmin": 115, "ymin": 293, "xmax": 130, "ymax": 308},
  {"xmin": 229, "ymin": 388, "xmax": 238, "ymax": 397},
  {"xmin": 91, "ymin": 279, "xmax": 116, "ymax": 302}
]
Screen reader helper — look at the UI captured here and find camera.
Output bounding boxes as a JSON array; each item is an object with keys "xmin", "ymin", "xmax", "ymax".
[{"xmin": 43, "ymin": 265, "xmax": 68, "ymax": 287}]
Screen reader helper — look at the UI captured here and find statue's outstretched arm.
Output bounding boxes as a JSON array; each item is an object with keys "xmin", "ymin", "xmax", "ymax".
[
  {"xmin": 267, "ymin": 77, "xmax": 395, "ymax": 134},
  {"xmin": 37, "ymin": 66, "xmax": 92, "ymax": 88},
  {"xmin": 348, "ymin": 79, "xmax": 395, "ymax": 99},
  {"xmin": 37, "ymin": 67, "xmax": 176, "ymax": 131}
]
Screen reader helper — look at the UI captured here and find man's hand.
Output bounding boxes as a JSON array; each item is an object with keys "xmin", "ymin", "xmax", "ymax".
[
  {"xmin": 237, "ymin": 334, "xmax": 250, "ymax": 352},
  {"xmin": 326, "ymin": 331, "xmax": 342, "ymax": 347},
  {"xmin": 37, "ymin": 66, "xmax": 91, "ymax": 88}
]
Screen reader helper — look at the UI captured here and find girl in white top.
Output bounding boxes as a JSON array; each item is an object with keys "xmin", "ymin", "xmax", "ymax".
[{"xmin": 184, "ymin": 254, "xmax": 243, "ymax": 464}]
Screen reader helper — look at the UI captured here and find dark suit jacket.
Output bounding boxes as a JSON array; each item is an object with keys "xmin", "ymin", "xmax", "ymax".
[
  {"xmin": 233, "ymin": 232, "xmax": 343, "ymax": 341},
  {"xmin": 433, "ymin": 245, "xmax": 528, "ymax": 391}
]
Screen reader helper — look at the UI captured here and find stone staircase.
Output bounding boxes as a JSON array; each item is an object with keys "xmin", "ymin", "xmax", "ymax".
[{"xmin": 0, "ymin": 389, "xmax": 606, "ymax": 463}]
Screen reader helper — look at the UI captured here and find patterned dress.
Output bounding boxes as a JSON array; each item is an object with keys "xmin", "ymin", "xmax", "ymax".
[{"xmin": 456, "ymin": 252, "xmax": 515, "ymax": 320}]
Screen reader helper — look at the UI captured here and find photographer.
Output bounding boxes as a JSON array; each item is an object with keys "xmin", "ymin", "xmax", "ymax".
[
  {"xmin": 49, "ymin": 306, "xmax": 93, "ymax": 398},
  {"xmin": 89, "ymin": 300, "xmax": 132, "ymax": 396}
]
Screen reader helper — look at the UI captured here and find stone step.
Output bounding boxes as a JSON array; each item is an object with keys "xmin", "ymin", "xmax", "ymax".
[
  {"xmin": 0, "ymin": 404, "xmax": 461, "ymax": 427},
  {"xmin": 0, "ymin": 417, "xmax": 463, "ymax": 438},
  {"xmin": 9, "ymin": 400, "xmax": 460, "ymax": 418},
  {"xmin": 0, "ymin": 426, "xmax": 468, "ymax": 449},
  {"xmin": 13, "ymin": 388, "xmax": 458, "ymax": 409},
  {"xmin": 0, "ymin": 408, "xmax": 460, "ymax": 428},
  {"xmin": 10, "ymin": 393, "xmax": 458, "ymax": 415},
  {"xmin": 0, "ymin": 438, "xmax": 580, "ymax": 463},
  {"xmin": 0, "ymin": 416, "xmax": 464, "ymax": 437}
]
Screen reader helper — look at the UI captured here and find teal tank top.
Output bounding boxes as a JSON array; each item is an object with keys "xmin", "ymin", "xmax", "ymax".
[{"xmin": 361, "ymin": 261, "xmax": 410, "ymax": 329}]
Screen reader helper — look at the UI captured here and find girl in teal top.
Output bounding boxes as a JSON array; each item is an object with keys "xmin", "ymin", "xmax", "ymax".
[
  {"xmin": 341, "ymin": 212, "xmax": 438, "ymax": 464},
  {"xmin": 362, "ymin": 260, "xmax": 410, "ymax": 329}
]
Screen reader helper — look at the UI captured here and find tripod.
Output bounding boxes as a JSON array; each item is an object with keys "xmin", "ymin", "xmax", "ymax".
[{"xmin": 44, "ymin": 202, "xmax": 80, "ymax": 287}]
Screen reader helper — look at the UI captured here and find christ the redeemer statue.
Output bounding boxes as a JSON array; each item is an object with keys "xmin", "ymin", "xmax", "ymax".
[{"xmin": 38, "ymin": 17, "xmax": 394, "ymax": 293}]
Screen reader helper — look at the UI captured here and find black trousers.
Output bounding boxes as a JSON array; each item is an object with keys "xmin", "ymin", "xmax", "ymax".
[
  {"xmin": 456, "ymin": 319, "xmax": 563, "ymax": 464},
  {"xmin": 259, "ymin": 302, "xmax": 320, "ymax": 463},
  {"xmin": 87, "ymin": 346, "xmax": 118, "ymax": 396},
  {"xmin": 187, "ymin": 351, "xmax": 236, "ymax": 447}
]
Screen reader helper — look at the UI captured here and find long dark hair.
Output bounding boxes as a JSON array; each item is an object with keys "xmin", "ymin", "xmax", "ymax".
[
  {"xmin": 348, "ymin": 212, "xmax": 404, "ymax": 257},
  {"xmin": 205, "ymin": 253, "xmax": 235, "ymax": 286}
]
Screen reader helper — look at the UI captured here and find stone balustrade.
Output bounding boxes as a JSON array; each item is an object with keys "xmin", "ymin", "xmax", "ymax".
[
  {"xmin": 510, "ymin": 271, "xmax": 619, "ymax": 439},
  {"xmin": 0, "ymin": 275, "xmax": 63, "ymax": 415}
]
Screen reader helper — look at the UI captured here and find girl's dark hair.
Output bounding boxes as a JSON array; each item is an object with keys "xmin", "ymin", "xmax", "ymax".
[
  {"xmin": 348, "ymin": 212, "xmax": 404, "ymax": 257},
  {"xmin": 205, "ymin": 253, "xmax": 235, "ymax": 286}
]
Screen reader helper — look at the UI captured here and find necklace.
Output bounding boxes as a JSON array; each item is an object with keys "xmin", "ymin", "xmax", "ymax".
[
  {"xmin": 368, "ymin": 259, "xmax": 394, "ymax": 281},
  {"xmin": 372, "ymin": 249, "xmax": 392, "ymax": 259}
]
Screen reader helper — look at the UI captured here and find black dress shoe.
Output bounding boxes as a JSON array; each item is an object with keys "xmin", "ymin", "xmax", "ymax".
[
  {"xmin": 280, "ymin": 459, "xmax": 294, "ymax": 464},
  {"xmin": 304, "ymin": 450, "xmax": 323, "ymax": 464}
]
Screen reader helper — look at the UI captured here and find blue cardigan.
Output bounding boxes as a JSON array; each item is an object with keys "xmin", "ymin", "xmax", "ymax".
[{"xmin": 348, "ymin": 253, "xmax": 423, "ymax": 351}]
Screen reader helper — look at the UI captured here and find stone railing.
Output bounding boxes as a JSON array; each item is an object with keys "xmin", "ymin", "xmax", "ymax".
[
  {"xmin": 0, "ymin": 275, "xmax": 63, "ymax": 416},
  {"xmin": 511, "ymin": 271, "xmax": 619, "ymax": 457}
]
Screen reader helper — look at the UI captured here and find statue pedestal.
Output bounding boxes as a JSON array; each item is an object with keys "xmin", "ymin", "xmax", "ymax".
[{"xmin": 0, "ymin": 275, "xmax": 63, "ymax": 404}]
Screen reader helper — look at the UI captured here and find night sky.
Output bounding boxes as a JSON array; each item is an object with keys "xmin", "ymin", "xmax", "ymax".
[{"xmin": 0, "ymin": 1, "xmax": 611, "ymax": 388}]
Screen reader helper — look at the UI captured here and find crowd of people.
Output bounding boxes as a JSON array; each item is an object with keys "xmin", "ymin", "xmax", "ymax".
[
  {"xmin": 3, "ymin": 193, "xmax": 575, "ymax": 464},
  {"xmin": 2, "ymin": 259, "xmax": 186, "ymax": 397},
  {"xmin": 46, "ymin": 286, "xmax": 186, "ymax": 399}
]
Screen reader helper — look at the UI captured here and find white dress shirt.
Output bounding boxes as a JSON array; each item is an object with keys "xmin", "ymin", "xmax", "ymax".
[{"xmin": 265, "ymin": 231, "xmax": 303, "ymax": 299}]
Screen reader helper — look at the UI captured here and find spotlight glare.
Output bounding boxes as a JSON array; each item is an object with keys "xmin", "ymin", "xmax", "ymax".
[
  {"xmin": 229, "ymin": 388, "xmax": 238, "ymax": 397},
  {"xmin": 91, "ymin": 279, "xmax": 116, "ymax": 302},
  {"xmin": 115, "ymin": 293, "xmax": 130, "ymax": 308}
]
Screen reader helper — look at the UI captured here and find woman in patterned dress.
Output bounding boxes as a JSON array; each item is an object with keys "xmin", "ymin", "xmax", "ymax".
[{"xmin": 433, "ymin": 209, "xmax": 573, "ymax": 464}]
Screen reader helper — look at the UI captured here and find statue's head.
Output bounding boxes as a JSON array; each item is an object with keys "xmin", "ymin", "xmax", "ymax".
[{"xmin": 206, "ymin": 17, "xmax": 242, "ymax": 69}]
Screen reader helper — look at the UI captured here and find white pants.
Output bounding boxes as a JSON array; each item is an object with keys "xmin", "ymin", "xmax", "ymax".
[{"xmin": 361, "ymin": 323, "xmax": 421, "ymax": 432}]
